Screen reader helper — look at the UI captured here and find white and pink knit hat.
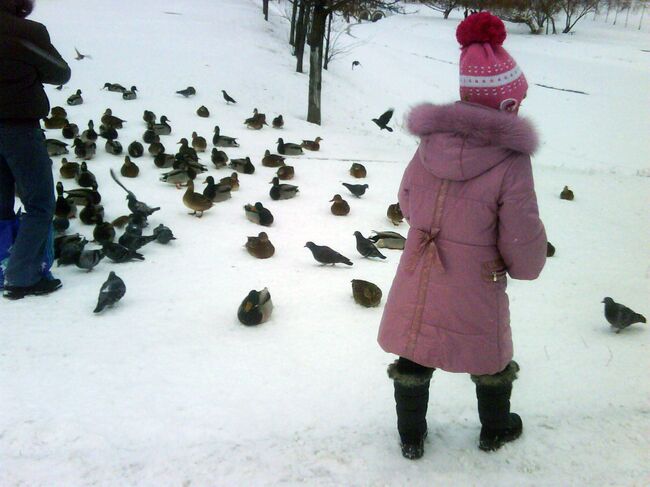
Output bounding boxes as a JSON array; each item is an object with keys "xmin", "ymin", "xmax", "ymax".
[{"xmin": 456, "ymin": 12, "xmax": 528, "ymax": 112}]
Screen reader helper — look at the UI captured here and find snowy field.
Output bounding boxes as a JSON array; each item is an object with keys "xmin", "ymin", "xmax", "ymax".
[{"xmin": 1, "ymin": 0, "xmax": 649, "ymax": 485}]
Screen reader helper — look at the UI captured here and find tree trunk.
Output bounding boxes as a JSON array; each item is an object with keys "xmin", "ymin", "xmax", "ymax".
[
  {"xmin": 307, "ymin": 2, "xmax": 328, "ymax": 125},
  {"xmin": 550, "ymin": 15, "xmax": 557, "ymax": 33},
  {"xmin": 263, "ymin": 0, "xmax": 269, "ymax": 21},
  {"xmin": 444, "ymin": 7, "xmax": 453, "ymax": 19},
  {"xmin": 295, "ymin": 1, "xmax": 309, "ymax": 73},
  {"xmin": 290, "ymin": 0, "xmax": 298, "ymax": 46},
  {"xmin": 324, "ymin": 11, "xmax": 333, "ymax": 70}
]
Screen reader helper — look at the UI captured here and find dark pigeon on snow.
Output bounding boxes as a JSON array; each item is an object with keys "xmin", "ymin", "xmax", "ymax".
[
  {"xmin": 602, "ymin": 297, "xmax": 646, "ymax": 333},
  {"xmin": 94, "ymin": 271, "xmax": 126, "ymax": 313},
  {"xmin": 221, "ymin": 90, "xmax": 237, "ymax": 104},
  {"xmin": 304, "ymin": 242, "xmax": 352, "ymax": 266},
  {"xmin": 354, "ymin": 231, "xmax": 386, "ymax": 259},
  {"xmin": 342, "ymin": 182, "xmax": 368, "ymax": 198}
]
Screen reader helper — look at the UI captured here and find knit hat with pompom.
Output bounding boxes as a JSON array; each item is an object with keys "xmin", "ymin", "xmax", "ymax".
[{"xmin": 456, "ymin": 12, "xmax": 527, "ymax": 112}]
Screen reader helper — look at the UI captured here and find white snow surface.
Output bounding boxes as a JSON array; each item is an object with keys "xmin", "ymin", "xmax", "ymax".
[{"xmin": 1, "ymin": 1, "xmax": 649, "ymax": 485}]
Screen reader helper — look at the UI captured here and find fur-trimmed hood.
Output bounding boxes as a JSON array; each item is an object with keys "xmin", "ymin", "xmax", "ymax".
[{"xmin": 406, "ymin": 102, "xmax": 538, "ymax": 181}]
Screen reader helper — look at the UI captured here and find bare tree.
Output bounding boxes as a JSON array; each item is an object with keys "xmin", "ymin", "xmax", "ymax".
[
  {"xmin": 561, "ymin": 0, "xmax": 599, "ymax": 32},
  {"xmin": 263, "ymin": 0, "xmax": 270, "ymax": 20},
  {"xmin": 418, "ymin": 0, "xmax": 463, "ymax": 19}
]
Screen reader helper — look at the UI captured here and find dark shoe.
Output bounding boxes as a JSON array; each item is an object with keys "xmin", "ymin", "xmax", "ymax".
[
  {"xmin": 401, "ymin": 430, "xmax": 427, "ymax": 460},
  {"xmin": 3, "ymin": 277, "xmax": 62, "ymax": 300},
  {"xmin": 479, "ymin": 413, "xmax": 523, "ymax": 451}
]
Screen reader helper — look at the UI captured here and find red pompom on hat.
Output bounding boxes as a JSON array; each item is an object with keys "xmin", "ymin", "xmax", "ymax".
[{"xmin": 456, "ymin": 12, "xmax": 527, "ymax": 112}]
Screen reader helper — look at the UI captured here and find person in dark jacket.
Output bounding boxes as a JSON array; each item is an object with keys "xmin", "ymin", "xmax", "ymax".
[{"xmin": 0, "ymin": 0, "xmax": 71, "ymax": 299}]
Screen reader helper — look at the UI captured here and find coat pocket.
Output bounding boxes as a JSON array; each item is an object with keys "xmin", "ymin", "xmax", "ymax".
[{"xmin": 481, "ymin": 257, "xmax": 507, "ymax": 283}]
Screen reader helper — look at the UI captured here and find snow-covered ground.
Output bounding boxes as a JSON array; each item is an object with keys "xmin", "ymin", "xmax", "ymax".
[{"xmin": 1, "ymin": 1, "xmax": 649, "ymax": 485}]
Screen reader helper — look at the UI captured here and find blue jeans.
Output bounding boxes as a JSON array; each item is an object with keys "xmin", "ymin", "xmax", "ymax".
[{"xmin": 0, "ymin": 122, "xmax": 55, "ymax": 287}]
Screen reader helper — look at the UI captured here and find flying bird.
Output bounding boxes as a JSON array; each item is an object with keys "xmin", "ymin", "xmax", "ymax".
[
  {"xmin": 74, "ymin": 47, "xmax": 91, "ymax": 60},
  {"xmin": 372, "ymin": 109, "xmax": 394, "ymax": 132}
]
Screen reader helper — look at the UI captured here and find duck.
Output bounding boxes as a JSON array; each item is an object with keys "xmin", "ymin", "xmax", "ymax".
[
  {"xmin": 120, "ymin": 156, "xmax": 139, "ymax": 178},
  {"xmin": 79, "ymin": 201, "xmax": 104, "ymax": 225},
  {"xmin": 269, "ymin": 177, "xmax": 299, "ymax": 200},
  {"xmin": 272, "ymin": 115, "xmax": 284, "ymax": 129},
  {"xmin": 44, "ymin": 116, "xmax": 68, "ymax": 129},
  {"xmin": 237, "ymin": 288, "xmax": 273, "ymax": 326},
  {"xmin": 148, "ymin": 141, "xmax": 165, "ymax": 156},
  {"xmin": 211, "ymin": 148, "xmax": 228, "ymax": 168},
  {"xmin": 80, "ymin": 120, "xmax": 98, "ymax": 143},
  {"xmin": 276, "ymin": 138, "xmax": 303, "ymax": 156},
  {"xmin": 67, "ymin": 89, "xmax": 83, "ymax": 106},
  {"xmin": 160, "ymin": 167, "xmax": 196, "ymax": 189},
  {"xmin": 53, "ymin": 216, "xmax": 69, "ymax": 233},
  {"xmin": 143, "ymin": 129, "xmax": 160, "ymax": 144},
  {"xmin": 301, "ymin": 137, "xmax": 322, "ymax": 151},
  {"xmin": 76, "ymin": 161, "xmax": 97, "ymax": 187},
  {"xmin": 387, "ymin": 202, "xmax": 403, "ymax": 225},
  {"xmin": 122, "ymin": 86, "xmax": 138, "ymax": 100},
  {"xmin": 220, "ymin": 172, "xmax": 239, "ymax": 191},
  {"xmin": 202, "ymin": 176, "xmax": 232, "ymax": 203},
  {"xmin": 99, "ymin": 125, "xmax": 118, "ymax": 140},
  {"xmin": 349, "ymin": 163, "xmax": 367, "ymax": 178},
  {"xmin": 142, "ymin": 110, "xmax": 156, "ymax": 125},
  {"xmin": 151, "ymin": 115, "xmax": 172, "ymax": 136},
  {"xmin": 245, "ymin": 232, "xmax": 275, "ymax": 259},
  {"xmin": 330, "ymin": 194, "xmax": 350, "ymax": 216},
  {"xmin": 46, "ymin": 139, "xmax": 69, "ymax": 156},
  {"xmin": 191, "ymin": 132, "xmax": 207, "ymax": 152},
  {"xmin": 101, "ymin": 109, "xmax": 126, "ymax": 129},
  {"xmin": 351, "ymin": 279, "xmax": 383, "ymax": 308},
  {"xmin": 560, "ymin": 185, "xmax": 574, "ymax": 201},
  {"xmin": 177, "ymin": 138, "xmax": 199, "ymax": 162},
  {"xmin": 64, "ymin": 183, "xmax": 101, "ymax": 205},
  {"xmin": 105, "ymin": 139, "xmax": 123, "ymax": 155},
  {"xmin": 212, "ymin": 126, "xmax": 239, "ymax": 147},
  {"xmin": 183, "ymin": 179, "xmax": 213, "ymax": 217},
  {"xmin": 196, "ymin": 105, "xmax": 210, "ymax": 118},
  {"xmin": 59, "ymin": 157, "xmax": 79, "ymax": 179},
  {"xmin": 102, "ymin": 82, "xmax": 126, "ymax": 93},
  {"xmin": 93, "ymin": 218, "xmax": 116, "ymax": 245},
  {"xmin": 50, "ymin": 106, "xmax": 68, "ymax": 118},
  {"xmin": 61, "ymin": 121, "xmax": 79, "ymax": 139},
  {"xmin": 276, "ymin": 165, "xmax": 295, "ymax": 180},
  {"xmin": 229, "ymin": 156, "xmax": 255, "ymax": 174},
  {"xmin": 244, "ymin": 202, "xmax": 274, "ymax": 226},
  {"xmin": 154, "ymin": 152, "xmax": 175, "ymax": 168},
  {"xmin": 261, "ymin": 150, "xmax": 285, "ymax": 167},
  {"xmin": 73, "ymin": 138, "xmax": 96, "ymax": 160},
  {"xmin": 111, "ymin": 215, "xmax": 130, "ymax": 229},
  {"xmin": 368, "ymin": 230, "xmax": 406, "ymax": 250},
  {"xmin": 128, "ymin": 141, "xmax": 144, "ymax": 158},
  {"xmin": 55, "ymin": 182, "xmax": 76, "ymax": 219},
  {"xmin": 244, "ymin": 108, "xmax": 267, "ymax": 129}
]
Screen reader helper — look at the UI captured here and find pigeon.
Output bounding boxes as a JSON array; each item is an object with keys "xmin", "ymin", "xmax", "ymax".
[
  {"xmin": 57, "ymin": 238, "xmax": 87, "ymax": 266},
  {"xmin": 54, "ymin": 234, "xmax": 86, "ymax": 259},
  {"xmin": 102, "ymin": 242, "xmax": 144, "ymax": 263},
  {"xmin": 560, "ymin": 186, "xmax": 574, "ymax": 201},
  {"xmin": 153, "ymin": 224, "xmax": 176, "ymax": 244},
  {"xmin": 372, "ymin": 109, "xmax": 394, "ymax": 132},
  {"xmin": 387, "ymin": 202, "xmax": 404, "ymax": 225},
  {"xmin": 110, "ymin": 169, "xmax": 160, "ymax": 217},
  {"xmin": 237, "ymin": 288, "xmax": 273, "ymax": 326},
  {"xmin": 75, "ymin": 249, "xmax": 104, "ymax": 271},
  {"xmin": 602, "ymin": 297, "xmax": 646, "ymax": 333},
  {"xmin": 351, "ymin": 279, "xmax": 382, "ymax": 307},
  {"xmin": 245, "ymin": 232, "xmax": 275, "ymax": 259},
  {"xmin": 304, "ymin": 242, "xmax": 353, "ymax": 266},
  {"xmin": 342, "ymin": 182, "xmax": 368, "ymax": 198},
  {"xmin": 369, "ymin": 230, "xmax": 406, "ymax": 250},
  {"xmin": 74, "ymin": 47, "xmax": 91, "ymax": 60},
  {"xmin": 354, "ymin": 231, "xmax": 386, "ymax": 259},
  {"xmin": 118, "ymin": 231, "xmax": 157, "ymax": 251},
  {"xmin": 546, "ymin": 241, "xmax": 556, "ymax": 257},
  {"xmin": 176, "ymin": 86, "xmax": 196, "ymax": 97},
  {"xmin": 93, "ymin": 220, "xmax": 116, "ymax": 245},
  {"xmin": 94, "ymin": 271, "xmax": 126, "ymax": 313},
  {"xmin": 221, "ymin": 90, "xmax": 237, "ymax": 104}
]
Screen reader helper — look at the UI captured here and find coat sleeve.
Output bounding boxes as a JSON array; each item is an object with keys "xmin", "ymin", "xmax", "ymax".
[
  {"xmin": 497, "ymin": 157, "xmax": 547, "ymax": 280},
  {"xmin": 397, "ymin": 151, "xmax": 417, "ymax": 222}
]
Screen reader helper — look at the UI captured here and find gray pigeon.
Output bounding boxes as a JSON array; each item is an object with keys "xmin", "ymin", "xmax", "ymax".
[
  {"xmin": 94, "ymin": 271, "xmax": 126, "ymax": 313},
  {"xmin": 176, "ymin": 86, "xmax": 196, "ymax": 97},
  {"xmin": 304, "ymin": 242, "xmax": 352, "ymax": 266},
  {"xmin": 354, "ymin": 231, "xmax": 386, "ymax": 259},
  {"xmin": 75, "ymin": 249, "xmax": 104, "ymax": 271},
  {"xmin": 153, "ymin": 224, "xmax": 176, "ymax": 244},
  {"xmin": 602, "ymin": 297, "xmax": 646, "ymax": 333},
  {"xmin": 342, "ymin": 183, "xmax": 368, "ymax": 198}
]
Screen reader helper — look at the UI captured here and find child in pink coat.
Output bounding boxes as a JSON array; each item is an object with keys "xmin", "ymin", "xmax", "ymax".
[{"xmin": 378, "ymin": 12, "xmax": 547, "ymax": 459}]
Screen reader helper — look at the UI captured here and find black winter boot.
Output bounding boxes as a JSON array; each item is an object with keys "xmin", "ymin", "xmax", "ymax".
[
  {"xmin": 388, "ymin": 358, "xmax": 434, "ymax": 460},
  {"xmin": 472, "ymin": 362, "xmax": 522, "ymax": 452}
]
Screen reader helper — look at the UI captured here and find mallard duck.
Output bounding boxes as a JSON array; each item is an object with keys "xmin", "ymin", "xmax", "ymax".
[
  {"xmin": 142, "ymin": 110, "xmax": 156, "ymax": 125},
  {"xmin": 61, "ymin": 121, "xmax": 79, "ymax": 139},
  {"xmin": 202, "ymin": 176, "xmax": 232, "ymax": 203},
  {"xmin": 102, "ymin": 82, "xmax": 126, "ymax": 93},
  {"xmin": 368, "ymin": 230, "xmax": 406, "ymax": 250},
  {"xmin": 105, "ymin": 139, "xmax": 123, "ymax": 155},
  {"xmin": 67, "ymin": 89, "xmax": 83, "ymax": 106},
  {"xmin": 229, "ymin": 157, "xmax": 255, "ymax": 174},
  {"xmin": 81, "ymin": 120, "xmax": 98, "ymax": 143},
  {"xmin": 143, "ymin": 129, "xmax": 160, "ymax": 144},
  {"xmin": 161, "ymin": 167, "xmax": 196, "ymax": 189},
  {"xmin": 196, "ymin": 105, "xmax": 210, "ymax": 118},
  {"xmin": 46, "ymin": 139, "xmax": 69, "ymax": 156},
  {"xmin": 44, "ymin": 116, "xmax": 68, "ymax": 129},
  {"xmin": 560, "ymin": 185, "xmax": 574, "ymax": 201},
  {"xmin": 111, "ymin": 215, "xmax": 130, "ymax": 229},
  {"xmin": 269, "ymin": 177, "xmax": 298, "ymax": 200},
  {"xmin": 245, "ymin": 232, "xmax": 275, "ymax": 259},
  {"xmin": 351, "ymin": 279, "xmax": 382, "ymax": 308},
  {"xmin": 272, "ymin": 115, "xmax": 283, "ymax": 129},
  {"xmin": 244, "ymin": 202, "xmax": 273, "ymax": 226},
  {"xmin": 261, "ymin": 150, "xmax": 285, "ymax": 168},
  {"xmin": 276, "ymin": 165, "xmax": 294, "ymax": 180},
  {"xmin": 244, "ymin": 108, "xmax": 267, "ymax": 129},
  {"xmin": 122, "ymin": 86, "xmax": 138, "ymax": 100},
  {"xmin": 128, "ymin": 141, "xmax": 144, "ymax": 158},
  {"xmin": 211, "ymin": 148, "xmax": 228, "ymax": 168},
  {"xmin": 277, "ymin": 138, "xmax": 303, "ymax": 155},
  {"xmin": 213, "ymin": 126, "xmax": 239, "ymax": 147},
  {"xmin": 183, "ymin": 179, "xmax": 213, "ymax": 217},
  {"xmin": 64, "ymin": 183, "xmax": 101, "ymax": 205},
  {"xmin": 191, "ymin": 132, "xmax": 207, "ymax": 152},
  {"xmin": 59, "ymin": 157, "xmax": 79, "ymax": 179},
  {"xmin": 387, "ymin": 202, "xmax": 403, "ymax": 225},
  {"xmin": 177, "ymin": 138, "xmax": 199, "ymax": 162},
  {"xmin": 101, "ymin": 109, "xmax": 126, "ymax": 129},
  {"xmin": 50, "ymin": 106, "xmax": 68, "ymax": 118},
  {"xmin": 148, "ymin": 142, "xmax": 165, "ymax": 156},
  {"xmin": 151, "ymin": 115, "xmax": 171, "ymax": 136},
  {"xmin": 330, "ymin": 194, "xmax": 350, "ymax": 216},
  {"xmin": 220, "ymin": 172, "xmax": 239, "ymax": 191},
  {"xmin": 55, "ymin": 182, "xmax": 76, "ymax": 219},
  {"xmin": 301, "ymin": 137, "xmax": 322, "ymax": 151},
  {"xmin": 79, "ymin": 201, "xmax": 104, "ymax": 225},
  {"xmin": 349, "ymin": 163, "xmax": 367, "ymax": 178},
  {"xmin": 73, "ymin": 138, "xmax": 96, "ymax": 160},
  {"xmin": 237, "ymin": 288, "xmax": 273, "ymax": 326},
  {"xmin": 76, "ymin": 161, "xmax": 96, "ymax": 187},
  {"xmin": 93, "ymin": 219, "xmax": 116, "ymax": 245},
  {"xmin": 99, "ymin": 125, "xmax": 118, "ymax": 140},
  {"xmin": 154, "ymin": 152, "xmax": 175, "ymax": 168},
  {"xmin": 120, "ymin": 156, "xmax": 139, "ymax": 178},
  {"xmin": 53, "ymin": 216, "xmax": 69, "ymax": 233}
]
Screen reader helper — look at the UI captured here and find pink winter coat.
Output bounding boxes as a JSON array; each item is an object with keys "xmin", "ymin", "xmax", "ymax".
[{"xmin": 378, "ymin": 102, "xmax": 547, "ymax": 375}]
